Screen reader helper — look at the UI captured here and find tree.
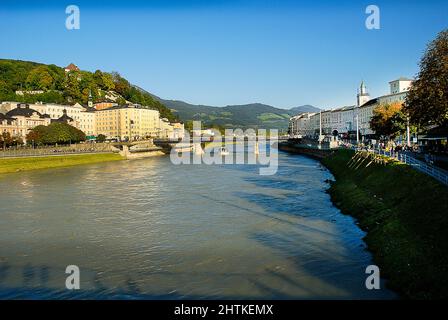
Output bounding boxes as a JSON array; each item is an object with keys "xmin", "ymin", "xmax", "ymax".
[
  {"xmin": 26, "ymin": 125, "xmax": 47, "ymax": 146},
  {"xmin": 0, "ymin": 79, "xmax": 11, "ymax": 95},
  {"xmin": 63, "ymin": 71, "xmax": 82, "ymax": 102},
  {"xmin": 0, "ymin": 132, "xmax": 22, "ymax": 149},
  {"xmin": 404, "ymin": 29, "xmax": 448, "ymax": 128},
  {"xmin": 26, "ymin": 66, "xmax": 54, "ymax": 90},
  {"xmin": 96, "ymin": 134, "xmax": 106, "ymax": 143},
  {"xmin": 0, "ymin": 132, "xmax": 12, "ymax": 150},
  {"xmin": 116, "ymin": 96, "xmax": 127, "ymax": 106},
  {"xmin": 26, "ymin": 123, "xmax": 86, "ymax": 145},
  {"xmin": 370, "ymin": 102, "xmax": 405, "ymax": 139}
]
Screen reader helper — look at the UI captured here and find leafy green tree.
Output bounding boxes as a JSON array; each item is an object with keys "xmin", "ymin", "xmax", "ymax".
[
  {"xmin": 63, "ymin": 72, "xmax": 82, "ymax": 102},
  {"xmin": 26, "ymin": 66, "xmax": 54, "ymax": 90},
  {"xmin": 26, "ymin": 123, "xmax": 86, "ymax": 145},
  {"xmin": 0, "ymin": 79, "xmax": 11, "ymax": 95},
  {"xmin": 102, "ymin": 73, "xmax": 115, "ymax": 91},
  {"xmin": 404, "ymin": 29, "xmax": 448, "ymax": 127},
  {"xmin": 96, "ymin": 134, "xmax": 106, "ymax": 143}
]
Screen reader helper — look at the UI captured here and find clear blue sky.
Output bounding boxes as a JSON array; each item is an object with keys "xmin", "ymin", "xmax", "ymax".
[{"xmin": 0, "ymin": 0, "xmax": 447, "ymax": 109}]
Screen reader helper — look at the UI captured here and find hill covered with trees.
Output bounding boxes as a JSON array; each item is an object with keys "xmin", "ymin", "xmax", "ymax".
[{"xmin": 0, "ymin": 59, "xmax": 176, "ymax": 121}]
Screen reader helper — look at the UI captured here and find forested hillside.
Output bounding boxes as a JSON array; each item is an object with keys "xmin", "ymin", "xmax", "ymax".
[{"xmin": 0, "ymin": 59, "xmax": 176, "ymax": 121}]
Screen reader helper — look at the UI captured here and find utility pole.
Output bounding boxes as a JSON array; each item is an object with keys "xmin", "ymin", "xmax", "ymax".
[
  {"xmin": 356, "ymin": 112, "xmax": 359, "ymax": 145},
  {"xmin": 319, "ymin": 110, "xmax": 322, "ymax": 142}
]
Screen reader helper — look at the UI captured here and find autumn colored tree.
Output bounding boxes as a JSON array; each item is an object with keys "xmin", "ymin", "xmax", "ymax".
[
  {"xmin": 370, "ymin": 102, "xmax": 406, "ymax": 139},
  {"xmin": 0, "ymin": 132, "xmax": 21, "ymax": 149},
  {"xmin": 26, "ymin": 125, "xmax": 47, "ymax": 145},
  {"xmin": 404, "ymin": 29, "xmax": 448, "ymax": 128},
  {"xmin": 0, "ymin": 132, "xmax": 12, "ymax": 150}
]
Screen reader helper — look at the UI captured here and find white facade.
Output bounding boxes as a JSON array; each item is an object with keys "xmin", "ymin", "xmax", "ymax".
[
  {"xmin": 288, "ymin": 113, "xmax": 315, "ymax": 138},
  {"xmin": 288, "ymin": 77, "xmax": 413, "ymax": 140},
  {"xmin": 389, "ymin": 78, "xmax": 412, "ymax": 94},
  {"xmin": 30, "ymin": 102, "xmax": 97, "ymax": 137}
]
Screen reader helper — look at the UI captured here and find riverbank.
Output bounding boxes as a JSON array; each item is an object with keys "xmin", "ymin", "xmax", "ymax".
[
  {"xmin": 321, "ymin": 149, "xmax": 448, "ymax": 299},
  {"xmin": 0, "ymin": 153, "xmax": 124, "ymax": 174},
  {"xmin": 278, "ymin": 142, "xmax": 333, "ymax": 159}
]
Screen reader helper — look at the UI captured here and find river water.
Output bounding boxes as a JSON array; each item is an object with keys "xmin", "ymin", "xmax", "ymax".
[{"xmin": 0, "ymin": 150, "xmax": 396, "ymax": 299}]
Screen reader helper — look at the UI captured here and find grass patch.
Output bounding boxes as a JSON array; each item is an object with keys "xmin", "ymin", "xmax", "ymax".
[
  {"xmin": 0, "ymin": 153, "xmax": 123, "ymax": 174},
  {"xmin": 322, "ymin": 149, "xmax": 448, "ymax": 299}
]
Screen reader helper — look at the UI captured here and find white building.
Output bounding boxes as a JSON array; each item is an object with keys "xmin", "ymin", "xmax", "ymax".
[
  {"xmin": 288, "ymin": 77, "xmax": 413, "ymax": 140},
  {"xmin": 389, "ymin": 77, "xmax": 412, "ymax": 94},
  {"xmin": 0, "ymin": 101, "xmax": 97, "ymax": 137},
  {"xmin": 288, "ymin": 113, "xmax": 315, "ymax": 138}
]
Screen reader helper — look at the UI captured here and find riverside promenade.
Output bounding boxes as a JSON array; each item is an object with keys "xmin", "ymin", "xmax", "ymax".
[
  {"xmin": 279, "ymin": 140, "xmax": 448, "ymax": 186},
  {"xmin": 0, "ymin": 143, "xmax": 115, "ymax": 158}
]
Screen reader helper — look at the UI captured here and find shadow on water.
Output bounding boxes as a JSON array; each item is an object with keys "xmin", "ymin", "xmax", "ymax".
[
  {"xmin": 0, "ymin": 261, "xmax": 347, "ymax": 299},
  {"xmin": 0, "ymin": 151, "xmax": 396, "ymax": 299},
  {"xmin": 209, "ymin": 153, "xmax": 396, "ymax": 299}
]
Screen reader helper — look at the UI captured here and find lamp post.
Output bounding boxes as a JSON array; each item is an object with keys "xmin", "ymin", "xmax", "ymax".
[
  {"xmin": 406, "ymin": 115, "xmax": 411, "ymax": 147},
  {"xmin": 356, "ymin": 113, "xmax": 359, "ymax": 145}
]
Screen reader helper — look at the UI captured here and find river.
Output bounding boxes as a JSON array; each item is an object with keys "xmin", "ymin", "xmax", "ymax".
[{"xmin": 0, "ymin": 150, "xmax": 396, "ymax": 299}]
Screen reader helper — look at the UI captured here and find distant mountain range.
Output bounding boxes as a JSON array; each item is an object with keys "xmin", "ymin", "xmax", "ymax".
[
  {"xmin": 136, "ymin": 86, "xmax": 320, "ymax": 130},
  {"xmin": 289, "ymin": 105, "xmax": 321, "ymax": 114}
]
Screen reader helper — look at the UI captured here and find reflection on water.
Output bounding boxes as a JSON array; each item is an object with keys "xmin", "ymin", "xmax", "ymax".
[{"xmin": 0, "ymin": 151, "xmax": 396, "ymax": 299}]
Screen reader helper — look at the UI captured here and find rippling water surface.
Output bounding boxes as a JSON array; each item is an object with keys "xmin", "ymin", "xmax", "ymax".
[{"xmin": 0, "ymin": 151, "xmax": 396, "ymax": 299}]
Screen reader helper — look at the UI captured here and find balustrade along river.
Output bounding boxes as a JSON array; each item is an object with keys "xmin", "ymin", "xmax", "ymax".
[{"xmin": 0, "ymin": 149, "xmax": 396, "ymax": 299}]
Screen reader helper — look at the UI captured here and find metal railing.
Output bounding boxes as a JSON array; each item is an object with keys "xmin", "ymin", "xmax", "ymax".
[
  {"xmin": 0, "ymin": 143, "xmax": 115, "ymax": 158},
  {"xmin": 356, "ymin": 147, "xmax": 448, "ymax": 186}
]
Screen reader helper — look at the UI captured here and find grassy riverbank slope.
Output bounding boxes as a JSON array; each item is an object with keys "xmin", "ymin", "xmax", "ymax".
[
  {"xmin": 0, "ymin": 153, "xmax": 123, "ymax": 174},
  {"xmin": 321, "ymin": 149, "xmax": 448, "ymax": 299}
]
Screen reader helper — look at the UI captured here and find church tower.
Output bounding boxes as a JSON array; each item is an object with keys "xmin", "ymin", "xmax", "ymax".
[{"xmin": 357, "ymin": 81, "xmax": 370, "ymax": 107}]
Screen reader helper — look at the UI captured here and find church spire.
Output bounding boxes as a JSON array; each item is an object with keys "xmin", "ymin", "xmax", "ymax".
[
  {"xmin": 360, "ymin": 80, "xmax": 367, "ymax": 95},
  {"xmin": 357, "ymin": 80, "xmax": 370, "ymax": 107}
]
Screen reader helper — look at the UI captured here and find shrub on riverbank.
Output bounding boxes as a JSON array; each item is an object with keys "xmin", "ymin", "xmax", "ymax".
[
  {"xmin": 322, "ymin": 149, "xmax": 448, "ymax": 299},
  {"xmin": 0, "ymin": 153, "xmax": 123, "ymax": 174}
]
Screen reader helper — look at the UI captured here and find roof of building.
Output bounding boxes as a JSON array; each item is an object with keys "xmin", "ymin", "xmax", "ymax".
[
  {"xmin": 53, "ymin": 109, "xmax": 74, "ymax": 123},
  {"xmin": 65, "ymin": 63, "xmax": 80, "ymax": 71},
  {"xmin": 99, "ymin": 104, "xmax": 158, "ymax": 112},
  {"xmin": 83, "ymin": 106, "xmax": 97, "ymax": 113},
  {"xmin": 5, "ymin": 104, "xmax": 46, "ymax": 118},
  {"xmin": 361, "ymin": 98, "xmax": 379, "ymax": 107},
  {"xmin": 0, "ymin": 113, "xmax": 16, "ymax": 123},
  {"xmin": 422, "ymin": 124, "xmax": 448, "ymax": 138},
  {"xmin": 333, "ymin": 105, "xmax": 355, "ymax": 112},
  {"xmin": 389, "ymin": 77, "xmax": 413, "ymax": 83}
]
